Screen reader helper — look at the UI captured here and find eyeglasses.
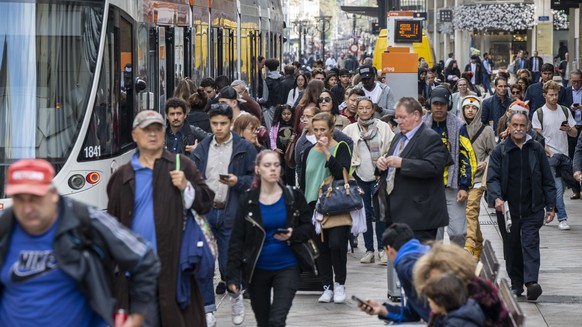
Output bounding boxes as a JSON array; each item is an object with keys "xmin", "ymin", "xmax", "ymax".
[
  {"xmin": 510, "ymin": 109, "xmax": 528, "ymax": 115},
  {"xmin": 300, "ymin": 114, "xmax": 314, "ymax": 121},
  {"xmin": 511, "ymin": 91, "xmax": 521, "ymax": 95},
  {"xmin": 318, "ymin": 96, "xmax": 332, "ymax": 103},
  {"xmin": 245, "ymin": 126, "xmax": 260, "ymax": 133},
  {"xmin": 572, "ymin": 80, "xmax": 582, "ymax": 84}
]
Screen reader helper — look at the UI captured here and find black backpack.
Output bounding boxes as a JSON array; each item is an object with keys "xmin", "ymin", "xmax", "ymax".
[{"xmin": 265, "ymin": 76, "xmax": 285, "ymax": 108}]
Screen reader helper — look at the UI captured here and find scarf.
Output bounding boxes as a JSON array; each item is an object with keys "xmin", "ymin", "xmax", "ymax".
[
  {"xmin": 357, "ymin": 118, "xmax": 381, "ymax": 164},
  {"xmin": 423, "ymin": 113, "xmax": 460, "ymax": 188}
]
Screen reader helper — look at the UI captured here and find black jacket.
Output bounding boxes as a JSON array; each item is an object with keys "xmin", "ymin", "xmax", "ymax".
[
  {"xmin": 487, "ymin": 136, "xmax": 556, "ymax": 214},
  {"xmin": 226, "ymin": 185, "xmax": 315, "ymax": 286},
  {"xmin": 0, "ymin": 197, "xmax": 160, "ymax": 326}
]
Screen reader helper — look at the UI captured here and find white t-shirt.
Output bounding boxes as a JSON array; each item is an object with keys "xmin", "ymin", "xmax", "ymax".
[
  {"xmin": 531, "ymin": 105, "xmax": 576, "ymax": 155},
  {"xmin": 363, "ymin": 83, "xmax": 382, "ymax": 104}
]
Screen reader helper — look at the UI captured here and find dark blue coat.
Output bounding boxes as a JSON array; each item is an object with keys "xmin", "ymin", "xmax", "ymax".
[
  {"xmin": 190, "ymin": 132, "xmax": 257, "ymax": 228},
  {"xmin": 431, "ymin": 299, "xmax": 485, "ymax": 327},
  {"xmin": 481, "ymin": 95, "xmax": 512, "ymax": 132}
]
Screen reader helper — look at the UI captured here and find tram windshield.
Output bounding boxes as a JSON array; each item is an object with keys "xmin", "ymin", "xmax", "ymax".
[{"xmin": 0, "ymin": 1, "xmax": 104, "ymax": 195}]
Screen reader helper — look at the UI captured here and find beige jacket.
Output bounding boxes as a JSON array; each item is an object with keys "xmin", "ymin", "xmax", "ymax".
[{"xmin": 342, "ymin": 120, "xmax": 395, "ymax": 168}]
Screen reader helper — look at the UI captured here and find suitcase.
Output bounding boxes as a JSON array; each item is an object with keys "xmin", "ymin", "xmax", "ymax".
[{"xmin": 386, "ymin": 263, "xmax": 401, "ymax": 302}]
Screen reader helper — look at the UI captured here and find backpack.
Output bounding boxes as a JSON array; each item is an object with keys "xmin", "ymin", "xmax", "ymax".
[
  {"xmin": 265, "ymin": 76, "xmax": 285, "ymax": 108},
  {"xmin": 535, "ymin": 105, "xmax": 570, "ymax": 130}
]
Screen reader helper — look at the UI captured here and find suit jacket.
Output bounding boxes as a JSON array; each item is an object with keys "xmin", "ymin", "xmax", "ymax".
[
  {"xmin": 376, "ymin": 124, "xmax": 452, "ymax": 230},
  {"xmin": 464, "ymin": 63, "xmax": 483, "ymax": 85},
  {"xmin": 529, "ymin": 56, "xmax": 544, "ymax": 72}
]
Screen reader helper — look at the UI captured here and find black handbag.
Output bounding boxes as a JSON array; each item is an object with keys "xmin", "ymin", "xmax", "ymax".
[
  {"xmin": 316, "ymin": 167, "xmax": 364, "ymax": 215},
  {"xmin": 285, "ymin": 186, "xmax": 319, "ymax": 276}
]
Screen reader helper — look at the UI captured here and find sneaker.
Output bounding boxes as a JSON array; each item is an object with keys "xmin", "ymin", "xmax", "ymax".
[
  {"xmin": 377, "ymin": 251, "xmax": 388, "ymax": 265},
  {"xmin": 318, "ymin": 285, "xmax": 334, "ymax": 303},
  {"xmin": 215, "ymin": 280, "xmax": 226, "ymax": 295},
  {"xmin": 333, "ymin": 283, "xmax": 346, "ymax": 303},
  {"xmin": 511, "ymin": 288, "xmax": 524, "ymax": 297},
  {"xmin": 559, "ymin": 220, "xmax": 571, "ymax": 230},
  {"xmin": 206, "ymin": 312, "xmax": 217, "ymax": 327},
  {"xmin": 360, "ymin": 251, "xmax": 375, "ymax": 264},
  {"xmin": 230, "ymin": 293, "xmax": 245, "ymax": 325},
  {"xmin": 526, "ymin": 282, "xmax": 542, "ymax": 301}
]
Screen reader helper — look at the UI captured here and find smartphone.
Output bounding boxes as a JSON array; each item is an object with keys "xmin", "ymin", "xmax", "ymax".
[
  {"xmin": 573, "ymin": 103, "xmax": 580, "ymax": 107},
  {"xmin": 219, "ymin": 174, "xmax": 230, "ymax": 180},
  {"xmin": 351, "ymin": 295, "xmax": 369, "ymax": 308},
  {"xmin": 561, "ymin": 120, "xmax": 569, "ymax": 126},
  {"xmin": 275, "ymin": 228, "xmax": 290, "ymax": 235}
]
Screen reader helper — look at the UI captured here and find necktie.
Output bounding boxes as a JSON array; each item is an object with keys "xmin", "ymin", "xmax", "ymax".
[{"xmin": 386, "ymin": 135, "xmax": 407, "ymax": 195}]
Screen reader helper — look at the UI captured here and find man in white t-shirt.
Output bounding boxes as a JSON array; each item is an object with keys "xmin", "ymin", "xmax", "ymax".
[
  {"xmin": 355, "ymin": 65, "xmax": 396, "ymax": 117},
  {"xmin": 532, "ymin": 80, "xmax": 578, "ymax": 230}
]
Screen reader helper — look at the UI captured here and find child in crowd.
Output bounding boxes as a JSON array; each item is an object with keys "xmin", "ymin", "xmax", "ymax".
[
  {"xmin": 269, "ymin": 104, "xmax": 296, "ymax": 185},
  {"xmin": 421, "ymin": 272, "xmax": 485, "ymax": 327}
]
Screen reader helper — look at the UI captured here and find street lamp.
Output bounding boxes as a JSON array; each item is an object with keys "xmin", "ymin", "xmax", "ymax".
[
  {"xmin": 292, "ymin": 20, "xmax": 313, "ymax": 60},
  {"xmin": 315, "ymin": 15, "xmax": 332, "ymax": 59}
]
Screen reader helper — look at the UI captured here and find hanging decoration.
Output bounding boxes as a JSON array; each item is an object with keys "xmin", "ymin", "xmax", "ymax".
[
  {"xmin": 553, "ymin": 10, "xmax": 569, "ymax": 30},
  {"xmin": 452, "ymin": 4, "xmax": 535, "ymax": 31}
]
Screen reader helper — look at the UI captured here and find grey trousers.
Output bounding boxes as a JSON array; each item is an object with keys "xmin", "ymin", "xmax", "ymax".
[{"xmin": 436, "ymin": 188, "xmax": 467, "ymax": 247}]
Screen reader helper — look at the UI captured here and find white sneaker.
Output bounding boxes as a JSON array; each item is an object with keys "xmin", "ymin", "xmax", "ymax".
[
  {"xmin": 206, "ymin": 312, "xmax": 217, "ymax": 327},
  {"xmin": 559, "ymin": 220, "xmax": 571, "ymax": 230},
  {"xmin": 230, "ymin": 293, "xmax": 245, "ymax": 325},
  {"xmin": 360, "ymin": 251, "xmax": 375, "ymax": 264},
  {"xmin": 318, "ymin": 285, "xmax": 334, "ymax": 303},
  {"xmin": 377, "ymin": 251, "xmax": 388, "ymax": 265},
  {"xmin": 333, "ymin": 282, "xmax": 346, "ymax": 303}
]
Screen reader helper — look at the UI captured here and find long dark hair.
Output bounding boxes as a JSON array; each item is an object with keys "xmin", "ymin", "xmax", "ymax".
[
  {"xmin": 318, "ymin": 89, "xmax": 340, "ymax": 115},
  {"xmin": 250, "ymin": 150, "xmax": 281, "ymax": 190},
  {"xmin": 272, "ymin": 104, "xmax": 294, "ymax": 127}
]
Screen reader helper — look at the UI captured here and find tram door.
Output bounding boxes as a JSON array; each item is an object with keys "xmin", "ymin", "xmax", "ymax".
[
  {"xmin": 210, "ymin": 27, "xmax": 224, "ymax": 77},
  {"xmin": 80, "ymin": 7, "xmax": 136, "ymax": 162},
  {"xmin": 184, "ymin": 27, "xmax": 192, "ymax": 79},
  {"xmin": 149, "ymin": 26, "xmax": 166, "ymax": 112},
  {"xmin": 225, "ymin": 29, "xmax": 235, "ymax": 82}
]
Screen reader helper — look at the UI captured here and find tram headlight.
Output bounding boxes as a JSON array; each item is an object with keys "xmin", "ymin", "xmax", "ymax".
[
  {"xmin": 86, "ymin": 172, "xmax": 101, "ymax": 184},
  {"xmin": 68, "ymin": 174, "xmax": 86, "ymax": 190}
]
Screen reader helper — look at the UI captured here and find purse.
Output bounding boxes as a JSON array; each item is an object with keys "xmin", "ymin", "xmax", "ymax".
[
  {"xmin": 284, "ymin": 133, "xmax": 297, "ymax": 168},
  {"xmin": 316, "ymin": 168, "xmax": 364, "ymax": 216},
  {"xmin": 285, "ymin": 186, "xmax": 319, "ymax": 276},
  {"xmin": 320, "ymin": 211, "xmax": 352, "ymax": 229}
]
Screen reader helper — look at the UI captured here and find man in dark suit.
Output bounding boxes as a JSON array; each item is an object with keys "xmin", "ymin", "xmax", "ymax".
[
  {"xmin": 464, "ymin": 55, "xmax": 482, "ymax": 86},
  {"xmin": 561, "ymin": 69, "xmax": 582, "ymax": 199},
  {"xmin": 529, "ymin": 50, "xmax": 544, "ymax": 83},
  {"xmin": 375, "ymin": 97, "xmax": 452, "ymax": 242}
]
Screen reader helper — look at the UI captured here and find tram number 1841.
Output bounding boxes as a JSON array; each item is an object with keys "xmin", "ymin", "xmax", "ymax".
[{"xmin": 83, "ymin": 145, "xmax": 102, "ymax": 158}]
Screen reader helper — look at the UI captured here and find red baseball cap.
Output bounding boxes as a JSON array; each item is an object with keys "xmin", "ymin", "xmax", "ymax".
[{"xmin": 6, "ymin": 159, "xmax": 55, "ymax": 196}]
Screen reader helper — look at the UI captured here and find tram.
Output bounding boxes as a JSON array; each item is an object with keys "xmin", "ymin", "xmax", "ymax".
[{"xmin": 0, "ymin": 0, "xmax": 285, "ymax": 210}]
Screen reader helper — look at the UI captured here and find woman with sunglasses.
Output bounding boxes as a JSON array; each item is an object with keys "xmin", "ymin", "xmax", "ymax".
[
  {"xmin": 516, "ymin": 77, "xmax": 530, "ymax": 95},
  {"xmin": 233, "ymin": 114, "xmax": 266, "ymax": 153},
  {"xmin": 510, "ymin": 84, "xmax": 523, "ymax": 101},
  {"xmin": 318, "ymin": 89, "xmax": 351, "ymax": 130},
  {"xmin": 342, "ymin": 97, "xmax": 394, "ymax": 264},
  {"xmin": 301, "ymin": 112, "xmax": 352, "ymax": 304}
]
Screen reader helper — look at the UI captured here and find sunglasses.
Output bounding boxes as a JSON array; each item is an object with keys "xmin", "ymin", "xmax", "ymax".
[
  {"xmin": 318, "ymin": 96, "xmax": 332, "ymax": 103},
  {"xmin": 511, "ymin": 91, "xmax": 521, "ymax": 95}
]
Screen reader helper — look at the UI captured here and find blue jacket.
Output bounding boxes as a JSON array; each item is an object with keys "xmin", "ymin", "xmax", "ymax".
[
  {"xmin": 481, "ymin": 95, "xmax": 512, "ymax": 132},
  {"xmin": 190, "ymin": 132, "xmax": 257, "ymax": 227},
  {"xmin": 430, "ymin": 299, "xmax": 486, "ymax": 327},
  {"xmin": 381, "ymin": 239, "xmax": 430, "ymax": 323}
]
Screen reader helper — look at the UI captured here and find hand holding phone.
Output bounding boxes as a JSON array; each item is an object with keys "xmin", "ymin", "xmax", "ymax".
[
  {"xmin": 352, "ymin": 295, "xmax": 370, "ymax": 309},
  {"xmin": 219, "ymin": 174, "xmax": 230, "ymax": 180},
  {"xmin": 275, "ymin": 228, "xmax": 290, "ymax": 235}
]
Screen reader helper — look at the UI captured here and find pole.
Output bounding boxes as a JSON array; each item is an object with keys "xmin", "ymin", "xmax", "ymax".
[
  {"xmin": 299, "ymin": 24, "xmax": 303, "ymax": 60},
  {"xmin": 322, "ymin": 19, "xmax": 326, "ymax": 59}
]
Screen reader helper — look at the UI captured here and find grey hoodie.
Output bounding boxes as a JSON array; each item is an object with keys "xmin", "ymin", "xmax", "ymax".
[{"xmin": 460, "ymin": 99, "xmax": 496, "ymax": 183}]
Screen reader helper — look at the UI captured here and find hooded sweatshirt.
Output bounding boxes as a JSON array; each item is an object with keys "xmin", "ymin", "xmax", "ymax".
[{"xmin": 460, "ymin": 102, "xmax": 496, "ymax": 184}]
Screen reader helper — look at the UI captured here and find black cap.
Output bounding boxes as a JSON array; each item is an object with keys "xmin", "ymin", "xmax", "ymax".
[
  {"xmin": 430, "ymin": 86, "xmax": 451, "ymax": 104},
  {"xmin": 358, "ymin": 65, "xmax": 374, "ymax": 79},
  {"xmin": 218, "ymin": 86, "xmax": 246, "ymax": 103}
]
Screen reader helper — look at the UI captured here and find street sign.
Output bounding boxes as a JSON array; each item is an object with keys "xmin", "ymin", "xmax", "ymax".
[
  {"xmin": 349, "ymin": 44, "xmax": 359, "ymax": 53},
  {"xmin": 538, "ymin": 16, "xmax": 550, "ymax": 22},
  {"xmin": 439, "ymin": 10, "xmax": 453, "ymax": 22}
]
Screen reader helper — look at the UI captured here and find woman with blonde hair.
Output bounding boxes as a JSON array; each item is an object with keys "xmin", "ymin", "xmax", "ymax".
[{"xmin": 413, "ymin": 243, "xmax": 509, "ymax": 327}]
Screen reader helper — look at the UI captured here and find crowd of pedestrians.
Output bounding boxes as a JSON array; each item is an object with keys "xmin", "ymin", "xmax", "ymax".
[{"xmin": 2, "ymin": 51, "xmax": 582, "ymax": 327}]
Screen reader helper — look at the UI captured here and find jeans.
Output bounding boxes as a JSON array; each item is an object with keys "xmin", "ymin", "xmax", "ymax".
[
  {"xmin": 482, "ymin": 72, "xmax": 493, "ymax": 95},
  {"xmin": 465, "ymin": 186, "xmax": 485, "ymax": 251},
  {"xmin": 205, "ymin": 208, "xmax": 232, "ymax": 279},
  {"xmin": 198, "ymin": 275, "xmax": 216, "ymax": 313},
  {"xmin": 249, "ymin": 266, "xmax": 299, "ymax": 327},
  {"xmin": 554, "ymin": 175, "xmax": 567, "ymax": 221},
  {"xmin": 354, "ymin": 174, "xmax": 385, "ymax": 252},
  {"xmin": 437, "ymin": 188, "xmax": 467, "ymax": 247},
  {"xmin": 315, "ymin": 225, "xmax": 350, "ymax": 287},
  {"xmin": 496, "ymin": 210, "xmax": 544, "ymax": 290}
]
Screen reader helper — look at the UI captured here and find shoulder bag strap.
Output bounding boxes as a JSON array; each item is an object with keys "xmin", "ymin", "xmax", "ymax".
[{"xmin": 471, "ymin": 125, "xmax": 487, "ymax": 144}]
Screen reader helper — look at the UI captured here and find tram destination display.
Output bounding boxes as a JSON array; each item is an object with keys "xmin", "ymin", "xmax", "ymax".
[{"xmin": 394, "ymin": 20, "xmax": 422, "ymax": 43}]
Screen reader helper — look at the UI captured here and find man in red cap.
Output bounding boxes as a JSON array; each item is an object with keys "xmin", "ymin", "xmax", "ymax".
[{"xmin": 0, "ymin": 159, "xmax": 160, "ymax": 326}]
